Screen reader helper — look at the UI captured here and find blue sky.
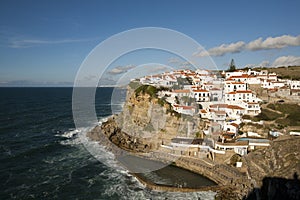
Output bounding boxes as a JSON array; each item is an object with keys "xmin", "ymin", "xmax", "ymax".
[{"xmin": 0, "ymin": 0, "xmax": 300, "ymax": 86}]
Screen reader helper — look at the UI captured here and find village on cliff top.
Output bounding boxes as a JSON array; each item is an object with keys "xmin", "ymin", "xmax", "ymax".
[{"xmin": 129, "ymin": 67, "xmax": 300, "ymax": 161}]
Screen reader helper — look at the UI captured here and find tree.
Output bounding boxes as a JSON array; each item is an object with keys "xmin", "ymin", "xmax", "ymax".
[{"xmin": 228, "ymin": 59, "xmax": 236, "ymax": 72}]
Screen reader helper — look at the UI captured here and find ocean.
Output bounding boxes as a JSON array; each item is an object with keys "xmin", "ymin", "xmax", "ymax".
[{"xmin": 0, "ymin": 87, "xmax": 216, "ymax": 200}]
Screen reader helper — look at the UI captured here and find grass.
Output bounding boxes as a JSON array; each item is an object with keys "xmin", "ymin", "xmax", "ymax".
[
  {"xmin": 128, "ymin": 81, "xmax": 142, "ymax": 90},
  {"xmin": 252, "ymin": 66, "xmax": 300, "ymax": 80},
  {"xmin": 251, "ymin": 108, "xmax": 284, "ymax": 121},
  {"xmin": 267, "ymin": 103, "xmax": 300, "ymax": 126}
]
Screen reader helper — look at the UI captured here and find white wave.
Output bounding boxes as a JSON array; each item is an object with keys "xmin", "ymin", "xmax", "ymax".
[{"xmin": 61, "ymin": 129, "xmax": 80, "ymax": 138}]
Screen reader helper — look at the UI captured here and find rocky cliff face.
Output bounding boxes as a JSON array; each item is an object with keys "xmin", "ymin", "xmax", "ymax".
[
  {"xmin": 245, "ymin": 136, "xmax": 300, "ymax": 184},
  {"xmin": 100, "ymin": 85, "xmax": 204, "ymax": 152}
]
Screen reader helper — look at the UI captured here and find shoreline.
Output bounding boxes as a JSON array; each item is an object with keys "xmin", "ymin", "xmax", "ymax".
[
  {"xmin": 132, "ymin": 172, "xmax": 222, "ymax": 193},
  {"xmin": 86, "ymin": 122, "xmax": 225, "ymax": 193}
]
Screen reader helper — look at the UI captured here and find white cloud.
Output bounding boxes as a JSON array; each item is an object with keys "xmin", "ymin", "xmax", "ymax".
[
  {"xmin": 243, "ymin": 60, "xmax": 270, "ymax": 69},
  {"xmin": 243, "ymin": 56, "xmax": 300, "ymax": 69},
  {"xmin": 194, "ymin": 34, "xmax": 300, "ymax": 57},
  {"xmin": 247, "ymin": 35, "xmax": 300, "ymax": 50},
  {"xmin": 108, "ymin": 65, "xmax": 136, "ymax": 75},
  {"xmin": 7, "ymin": 37, "xmax": 98, "ymax": 48},
  {"xmin": 272, "ymin": 56, "xmax": 300, "ymax": 67},
  {"xmin": 197, "ymin": 41, "xmax": 245, "ymax": 57}
]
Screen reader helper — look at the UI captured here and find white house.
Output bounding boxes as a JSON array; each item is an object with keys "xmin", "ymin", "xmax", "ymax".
[
  {"xmin": 209, "ymin": 88, "xmax": 223, "ymax": 101},
  {"xmin": 209, "ymin": 110, "xmax": 226, "ymax": 125},
  {"xmin": 262, "ymin": 80, "xmax": 285, "ymax": 89},
  {"xmin": 225, "ymin": 90, "xmax": 258, "ymax": 104},
  {"xmin": 173, "ymin": 104, "xmax": 195, "ymax": 116},
  {"xmin": 172, "ymin": 89, "xmax": 190, "ymax": 98},
  {"xmin": 227, "ymin": 74, "xmax": 249, "ymax": 83},
  {"xmin": 242, "ymin": 102, "xmax": 261, "ymax": 116},
  {"xmin": 191, "ymin": 89, "xmax": 210, "ymax": 102},
  {"xmin": 289, "ymin": 80, "xmax": 300, "ymax": 90},
  {"xmin": 224, "ymin": 81, "xmax": 247, "ymax": 93},
  {"xmin": 223, "ymin": 122, "xmax": 239, "ymax": 135},
  {"xmin": 199, "ymin": 109, "xmax": 209, "ymax": 118},
  {"xmin": 226, "ymin": 104, "xmax": 245, "ymax": 119},
  {"xmin": 225, "ymin": 70, "xmax": 245, "ymax": 79}
]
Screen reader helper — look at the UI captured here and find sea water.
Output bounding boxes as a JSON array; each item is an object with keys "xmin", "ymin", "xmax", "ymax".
[{"xmin": 0, "ymin": 87, "xmax": 216, "ymax": 199}]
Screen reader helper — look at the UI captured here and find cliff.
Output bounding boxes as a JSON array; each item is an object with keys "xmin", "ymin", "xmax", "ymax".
[
  {"xmin": 87, "ymin": 83, "xmax": 300, "ymax": 199},
  {"xmin": 101, "ymin": 84, "xmax": 204, "ymax": 152}
]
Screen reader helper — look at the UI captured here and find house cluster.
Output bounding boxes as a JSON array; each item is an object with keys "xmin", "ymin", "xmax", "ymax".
[
  {"xmin": 223, "ymin": 69, "xmax": 300, "ymax": 98},
  {"xmin": 137, "ymin": 68, "xmax": 297, "ymax": 158}
]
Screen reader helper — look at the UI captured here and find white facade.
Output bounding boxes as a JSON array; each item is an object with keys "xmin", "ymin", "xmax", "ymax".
[
  {"xmin": 225, "ymin": 90, "xmax": 257, "ymax": 103},
  {"xmin": 191, "ymin": 89, "xmax": 210, "ymax": 102},
  {"xmin": 242, "ymin": 102, "xmax": 261, "ymax": 116},
  {"xmin": 173, "ymin": 105, "xmax": 195, "ymax": 116},
  {"xmin": 290, "ymin": 80, "xmax": 300, "ymax": 89},
  {"xmin": 226, "ymin": 105, "xmax": 245, "ymax": 119},
  {"xmin": 224, "ymin": 81, "xmax": 247, "ymax": 93}
]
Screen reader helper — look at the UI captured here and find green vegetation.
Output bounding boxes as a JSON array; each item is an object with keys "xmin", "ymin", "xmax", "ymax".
[
  {"xmin": 244, "ymin": 108, "xmax": 284, "ymax": 122},
  {"xmin": 251, "ymin": 66, "xmax": 300, "ymax": 80},
  {"xmin": 230, "ymin": 154, "xmax": 242, "ymax": 166},
  {"xmin": 128, "ymin": 81, "xmax": 142, "ymax": 90},
  {"xmin": 180, "ymin": 96, "xmax": 196, "ymax": 105},
  {"xmin": 227, "ymin": 59, "xmax": 236, "ymax": 72},
  {"xmin": 157, "ymin": 97, "xmax": 166, "ymax": 106},
  {"xmin": 267, "ymin": 103, "xmax": 300, "ymax": 126},
  {"xmin": 172, "ymin": 77, "xmax": 192, "ymax": 89},
  {"xmin": 135, "ymin": 85, "xmax": 158, "ymax": 98}
]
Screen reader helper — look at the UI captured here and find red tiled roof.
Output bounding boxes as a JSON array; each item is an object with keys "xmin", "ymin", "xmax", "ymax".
[
  {"xmin": 230, "ymin": 82, "xmax": 246, "ymax": 84},
  {"xmin": 229, "ymin": 74, "xmax": 249, "ymax": 79},
  {"xmin": 210, "ymin": 104, "xmax": 228, "ymax": 108},
  {"xmin": 230, "ymin": 123, "xmax": 239, "ymax": 128},
  {"xmin": 200, "ymin": 109, "xmax": 207, "ymax": 113},
  {"xmin": 192, "ymin": 89, "xmax": 209, "ymax": 92},
  {"xmin": 227, "ymin": 105, "xmax": 244, "ymax": 110},
  {"xmin": 173, "ymin": 89, "xmax": 190, "ymax": 93},
  {"xmin": 227, "ymin": 90, "xmax": 252, "ymax": 94}
]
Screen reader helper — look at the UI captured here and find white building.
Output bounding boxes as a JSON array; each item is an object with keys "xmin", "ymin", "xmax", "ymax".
[
  {"xmin": 171, "ymin": 89, "xmax": 190, "ymax": 98},
  {"xmin": 225, "ymin": 90, "xmax": 258, "ymax": 104},
  {"xmin": 289, "ymin": 80, "xmax": 300, "ymax": 90},
  {"xmin": 226, "ymin": 105, "xmax": 245, "ymax": 119},
  {"xmin": 209, "ymin": 88, "xmax": 223, "ymax": 101},
  {"xmin": 173, "ymin": 105, "xmax": 195, "ymax": 116},
  {"xmin": 224, "ymin": 81, "xmax": 247, "ymax": 93},
  {"xmin": 242, "ymin": 102, "xmax": 261, "ymax": 116},
  {"xmin": 223, "ymin": 122, "xmax": 239, "ymax": 135},
  {"xmin": 191, "ymin": 89, "xmax": 210, "ymax": 102}
]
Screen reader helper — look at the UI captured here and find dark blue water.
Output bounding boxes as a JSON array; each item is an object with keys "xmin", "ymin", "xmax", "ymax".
[{"xmin": 0, "ymin": 87, "xmax": 215, "ymax": 200}]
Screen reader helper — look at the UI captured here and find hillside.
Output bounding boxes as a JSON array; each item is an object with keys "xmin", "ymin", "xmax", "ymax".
[{"xmin": 252, "ymin": 66, "xmax": 300, "ymax": 80}]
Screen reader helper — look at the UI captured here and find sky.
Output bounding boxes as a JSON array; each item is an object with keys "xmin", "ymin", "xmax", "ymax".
[{"xmin": 0, "ymin": 0, "xmax": 300, "ymax": 86}]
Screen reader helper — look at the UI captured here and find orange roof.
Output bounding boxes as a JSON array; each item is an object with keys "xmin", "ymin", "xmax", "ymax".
[
  {"xmin": 173, "ymin": 89, "xmax": 190, "ymax": 93},
  {"xmin": 210, "ymin": 104, "xmax": 228, "ymax": 108},
  {"xmin": 230, "ymin": 82, "xmax": 246, "ymax": 84},
  {"xmin": 192, "ymin": 89, "xmax": 209, "ymax": 92},
  {"xmin": 227, "ymin": 90, "xmax": 252, "ymax": 94},
  {"xmin": 230, "ymin": 123, "xmax": 239, "ymax": 128},
  {"xmin": 227, "ymin": 105, "xmax": 244, "ymax": 110},
  {"xmin": 200, "ymin": 109, "xmax": 207, "ymax": 113},
  {"xmin": 182, "ymin": 106, "xmax": 194, "ymax": 110},
  {"xmin": 229, "ymin": 74, "xmax": 249, "ymax": 79}
]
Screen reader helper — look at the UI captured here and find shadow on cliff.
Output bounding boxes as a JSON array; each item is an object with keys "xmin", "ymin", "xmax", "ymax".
[{"xmin": 244, "ymin": 172, "xmax": 300, "ymax": 200}]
